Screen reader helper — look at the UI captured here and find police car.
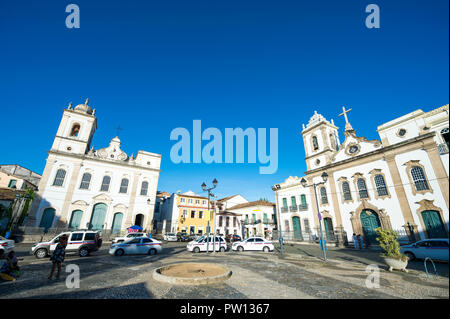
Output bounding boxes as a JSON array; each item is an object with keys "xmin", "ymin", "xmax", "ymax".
[
  {"xmin": 109, "ymin": 237, "xmax": 162, "ymax": 256},
  {"xmin": 186, "ymin": 235, "xmax": 227, "ymax": 253},
  {"xmin": 232, "ymin": 236, "xmax": 274, "ymax": 252},
  {"xmin": 31, "ymin": 230, "xmax": 102, "ymax": 258}
]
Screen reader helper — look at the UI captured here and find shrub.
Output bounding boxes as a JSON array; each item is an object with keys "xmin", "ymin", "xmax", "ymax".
[{"xmin": 374, "ymin": 228, "xmax": 408, "ymax": 261}]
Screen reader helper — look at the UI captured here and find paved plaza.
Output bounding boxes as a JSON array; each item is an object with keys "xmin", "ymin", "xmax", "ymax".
[{"xmin": 0, "ymin": 242, "xmax": 448, "ymax": 299}]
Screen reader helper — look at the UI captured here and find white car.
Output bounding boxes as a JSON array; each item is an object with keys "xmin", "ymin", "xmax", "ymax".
[
  {"xmin": 232, "ymin": 237, "xmax": 274, "ymax": 252},
  {"xmin": 112, "ymin": 232, "xmax": 148, "ymax": 244},
  {"xmin": 163, "ymin": 233, "xmax": 178, "ymax": 242},
  {"xmin": 31, "ymin": 230, "xmax": 102, "ymax": 258},
  {"xmin": 109, "ymin": 237, "xmax": 162, "ymax": 256},
  {"xmin": 187, "ymin": 235, "xmax": 227, "ymax": 253},
  {"xmin": 400, "ymin": 239, "xmax": 449, "ymax": 262},
  {"xmin": 0, "ymin": 236, "xmax": 15, "ymax": 255}
]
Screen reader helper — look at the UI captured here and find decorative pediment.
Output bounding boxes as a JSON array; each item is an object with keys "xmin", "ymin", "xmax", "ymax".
[
  {"xmin": 95, "ymin": 136, "xmax": 129, "ymax": 162},
  {"xmin": 92, "ymin": 193, "xmax": 113, "ymax": 202},
  {"xmin": 113, "ymin": 203, "xmax": 128, "ymax": 210},
  {"xmin": 71, "ymin": 200, "xmax": 88, "ymax": 206},
  {"xmin": 284, "ymin": 176, "xmax": 301, "ymax": 185},
  {"xmin": 331, "ymin": 130, "xmax": 382, "ymax": 164}
]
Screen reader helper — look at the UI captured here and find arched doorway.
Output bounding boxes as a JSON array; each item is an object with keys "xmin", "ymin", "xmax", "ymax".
[
  {"xmin": 39, "ymin": 208, "xmax": 55, "ymax": 232},
  {"xmin": 111, "ymin": 213, "xmax": 123, "ymax": 234},
  {"xmin": 360, "ymin": 209, "xmax": 381, "ymax": 244},
  {"xmin": 134, "ymin": 214, "xmax": 144, "ymax": 227},
  {"xmin": 69, "ymin": 210, "xmax": 83, "ymax": 229},
  {"xmin": 89, "ymin": 203, "xmax": 107, "ymax": 231},
  {"xmin": 422, "ymin": 210, "xmax": 447, "ymax": 238},
  {"xmin": 323, "ymin": 217, "xmax": 334, "ymax": 241},
  {"xmin": 292, "ymin": 216, "xmax": 303, "ymax": 240}
]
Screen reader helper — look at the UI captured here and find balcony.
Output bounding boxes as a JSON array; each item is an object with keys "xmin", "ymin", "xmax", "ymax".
[
  {"xmin": 298, "ymin": 203, "xmax": 308, "ymax": 211},
  {"xmin": 438, "ymin": 143, "xmax": 449, "ymax": 155},
  {"xmin": 289, "ymin": 205, "xmax": 298, "ymax": 212},
  {"xmin": 281, "ymin": 207, "xmax": 289, "ymax": 213}
]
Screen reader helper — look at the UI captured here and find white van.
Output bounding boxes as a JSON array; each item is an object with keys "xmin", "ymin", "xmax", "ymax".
[{"xmin": 186, "ymin": 235, "xmax": 227, "ymax": 253}]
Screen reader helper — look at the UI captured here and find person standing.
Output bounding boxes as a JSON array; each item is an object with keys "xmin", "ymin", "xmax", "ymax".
[
  {"xmin": 353, "ymin": 233, "xmax": 360, "ymax": 250},
  {"xmin": 358, "ymin": 234, "xmax": 365, "ymax": 250},
  {"xmin": 48, "ymin": 235, "xmax": 68, "ymax": 280}
]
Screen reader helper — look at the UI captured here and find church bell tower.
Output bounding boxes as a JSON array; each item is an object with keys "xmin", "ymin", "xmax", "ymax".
[
  {"xmin": 51, "ymin": 99, "xmax": 97, "ymax": 155},
  {"xmin": 301, "ymin": 110, "xmax": 340, "ymax": 171}
]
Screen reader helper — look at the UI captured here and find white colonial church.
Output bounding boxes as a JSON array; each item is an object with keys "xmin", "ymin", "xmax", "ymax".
[
  {"xmin": 26, "ymin": 99, "xmax": 161, "ymax": 234},
  {"xmin": 273, "ymin": 104, "xmax": 449, "ymax": 245}
]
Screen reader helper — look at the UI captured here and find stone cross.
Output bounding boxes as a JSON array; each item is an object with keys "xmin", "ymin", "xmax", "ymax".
[{"xmin": 339, "ymin": 106, "xmax": 354, "ymax": 131}]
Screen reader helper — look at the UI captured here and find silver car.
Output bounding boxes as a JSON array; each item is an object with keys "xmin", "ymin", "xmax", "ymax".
[
  {"xmin": 401, "ymin": 239, "xmax": 449, "ymax": 262},
  {"xmin": 0, "ymin": 236, "xmax": 15, "ymax": 255},
  {"xmin": 109, "ymin": 237, "xmax": 162, "ymax": 256}
]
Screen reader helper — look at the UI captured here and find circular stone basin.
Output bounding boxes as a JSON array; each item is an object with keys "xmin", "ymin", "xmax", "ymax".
[{"xmin": 153, "ymin": 263, "xmax": 232, "ymax": 285}]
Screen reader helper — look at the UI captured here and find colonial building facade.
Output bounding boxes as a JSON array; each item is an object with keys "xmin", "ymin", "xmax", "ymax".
[
  {"xmin": 26, "ymin": 99, "xmax": 161, "ymax": 234},
  {"xmin": 273, "ymin": 104, "xmax": 449, "ymax": 244},
  {"xmin": 159, "ymin": 191, "xmax": 213, "ymax": 235}
]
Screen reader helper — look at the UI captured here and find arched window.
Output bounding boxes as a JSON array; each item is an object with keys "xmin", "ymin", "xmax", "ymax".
[
  {"xmin": 119, "ymin": 178, "xmax": 129, "ymax": 193},
  {"xmin": 320, "ymin": 187, "xmax": 328, "ymax": 204},
  {"xmin": 342, "ymin": 181, "xmax": 352, "ymax": 201},
  {"xmin": 140, "ymin": 181, "xmax": 149, "ymax": 196},
  {"xmin": 52, "ymin": 169, "xmax": 66, "ymax": 186},
  {"xmin": 374, "ymin": 175, "xmax": 388, "ymax": 196},
  {"xmin": 357, "ymin": 178, "xmax": 369, "ymax": 199},
  {"xmin": 79, "ymin": 173, "xmax": 92, "ymax": 189},
  {"xmin": 411, "ymin": 166, "xmax": 429, "ymax": 191},
  {"xmin": 70, "ymin": 124, "xmax": 80, "ymax": 137},
  {"xmin": 312, "ymin": 136, "xmax": 319, "ymax": 150},
  {"xmin": 100, "ymin": 176, "xmax": 111, "ymax": 192}
]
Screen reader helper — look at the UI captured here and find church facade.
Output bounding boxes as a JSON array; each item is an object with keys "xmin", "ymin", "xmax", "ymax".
[
  {"xmin": 26, "ymin": 100, "xmax": 161, "ymax": 234},
  {"xmin": 273, "ymin": 104, "xmax": 449, "ymax": 244}
]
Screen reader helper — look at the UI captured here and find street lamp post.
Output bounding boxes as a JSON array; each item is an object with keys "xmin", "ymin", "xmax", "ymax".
[
  {"xmin": 301, "ymin": 172, "xmax": 329, "ymax": 262},
  {"xmin": 271, "ymin": 185, "xmax": 284, "ymax": 255},
  {"xmin": 201, "ymin": 179, "xmax": 218, "ymax": 254}
]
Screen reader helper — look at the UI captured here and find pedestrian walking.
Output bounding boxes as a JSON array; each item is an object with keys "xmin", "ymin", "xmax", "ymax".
[
  {"xmin": 358, "ymin": 234, "xmax": 365, "ymax": 249},
  {"xmin": 353, "ymin": 233, "xmax": 360, "ymax": 250},
  {"xmin": 48, "ymin": 234, "xmax": 68, "ymax": 280}
]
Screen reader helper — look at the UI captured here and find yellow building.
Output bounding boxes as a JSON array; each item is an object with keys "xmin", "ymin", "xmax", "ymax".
[{"xmin": 160, "ymin": 191, "xmax": 214, "ymax": 234}]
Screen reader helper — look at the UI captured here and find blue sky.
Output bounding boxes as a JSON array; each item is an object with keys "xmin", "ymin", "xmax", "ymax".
[{"xmin": 0, "ymin": 0, "xmax": 448, "ymax": 201}]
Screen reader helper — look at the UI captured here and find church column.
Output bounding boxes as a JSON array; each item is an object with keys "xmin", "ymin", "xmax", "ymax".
[
  {"xmin": 384, "ymin": 153, "xmax": 419, "ymax": 240},
  {"xmin": 328, "ymin": 171, "xmax": 345, "ymax": 245},
  {"xmin": 423, "ymin": 142, "xmax": 449, "ymax": 210},
  {"xmin": 124, "ymin": 172, "xmax": 140, "ymax": 228},
  {"xmin": 145, "ymin": 202, "xmax": 155, "ymax": 233},
  {"xmin": 57, "ymin": 162, "xmax": 83, "ymax": 227}
]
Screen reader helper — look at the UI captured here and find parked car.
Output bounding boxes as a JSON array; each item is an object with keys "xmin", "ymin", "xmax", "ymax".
[
  {"xmin": 31, "ymin": 230, "xmax": 102, "ymax": 259},
  {"xmin": 163, "ymin": 233, "xmax": 178, "ymax": 241},
  {"xmin": 225, "ymin": 234, "xmax": 242, "ymax": 243},
  {"xmin": 109, "ymin": 237, "xmax": 162, "ymax": 256},
  {"xmin": 232, "ymin": 236, "xmax": 274, "ymax": 252},
  {"xmin": 400, "ymin": 239, "xmax": 449, "ymax": 262},
  {"xmin": 112, "ymin": 232, "xmax": 148, "ymax": 244},
  {"xmin": 186, "ymin": 235, "xmax": 227, "ymax": 253},
  {"xmin": 0, "ymin": 236, "xmax": 15, "ymax": 255},
  {"xmin": 177, "ymin": 233, "xmax": 190, "ymax": 242}
]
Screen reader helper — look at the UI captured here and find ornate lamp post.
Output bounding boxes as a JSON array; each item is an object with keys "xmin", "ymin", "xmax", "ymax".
[
  {"xmin": 301, "ymin": 172, "xmax": 329, "ymax": 262},
  {"xmin": 201, "ymin": 179, "xmax": 218, "ymax": 254},
  {"xmin": 271, "ymin": 184, "xmax": 284, "ymax": 254}
]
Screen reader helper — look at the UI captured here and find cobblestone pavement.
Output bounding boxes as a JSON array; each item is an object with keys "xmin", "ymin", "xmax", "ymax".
[{"xmin": 0, "ymin": 242, "xmax": 448, "ymax": 299}]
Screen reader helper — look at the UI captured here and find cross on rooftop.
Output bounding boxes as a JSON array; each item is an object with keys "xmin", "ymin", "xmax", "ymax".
[{"xmin": 339, "ymin": 106, "xmax": 354, "ymax": 131}]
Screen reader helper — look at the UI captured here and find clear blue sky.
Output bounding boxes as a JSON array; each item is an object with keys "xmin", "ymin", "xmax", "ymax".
[{"xmin": 0, "ymin": 0, "xmax": 448, "ymax": 201}]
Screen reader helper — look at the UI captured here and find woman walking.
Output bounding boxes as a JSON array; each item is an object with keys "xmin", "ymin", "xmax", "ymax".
[{"xmin": 48, "ymin": 234, "xmax": 68, "ymax": 280}]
